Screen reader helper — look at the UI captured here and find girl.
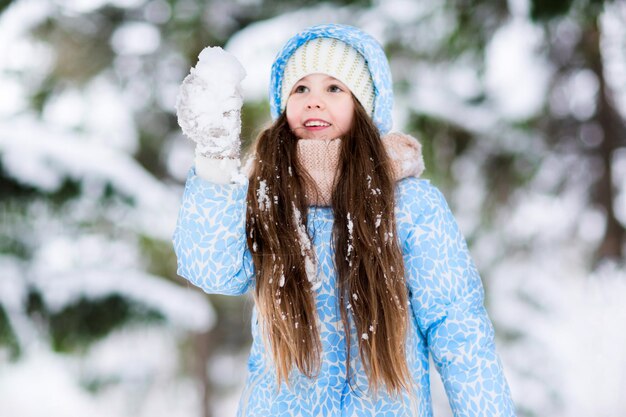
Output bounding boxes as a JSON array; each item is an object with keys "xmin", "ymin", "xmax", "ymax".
[{"xmin": 173, "ymin": 24, "xmax": 516, "ymax": 417}]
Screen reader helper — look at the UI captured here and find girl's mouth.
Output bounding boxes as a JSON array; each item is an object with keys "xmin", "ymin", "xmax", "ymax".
[{"xmin": 303, "ymin": 119, "xmax": 331, "ymax": 130}]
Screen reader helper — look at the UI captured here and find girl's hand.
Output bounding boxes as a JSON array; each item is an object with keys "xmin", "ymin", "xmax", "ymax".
[{"xmin": 176, "ymin": 47, "xmax": 246, "ymax": 159}]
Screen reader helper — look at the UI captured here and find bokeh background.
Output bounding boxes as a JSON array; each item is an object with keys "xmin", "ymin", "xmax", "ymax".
[{"xmin": 1, "ymin": 0, "xmax": 625, "ymax": 416}]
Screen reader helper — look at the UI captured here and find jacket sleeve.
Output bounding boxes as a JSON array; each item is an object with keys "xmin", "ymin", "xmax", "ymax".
[
  {"xmin": 172, "ymin": 167, "xmax": 254, "ymax": 296},
  {"xmin": 402, "ymin": 180, "xmax": 516, "ymax": 417}
]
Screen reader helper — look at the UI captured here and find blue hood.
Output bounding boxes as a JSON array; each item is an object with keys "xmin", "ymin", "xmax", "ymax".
[{"xmin": 269, "ymin": 24, "xmax": 394, "ymax": 134}]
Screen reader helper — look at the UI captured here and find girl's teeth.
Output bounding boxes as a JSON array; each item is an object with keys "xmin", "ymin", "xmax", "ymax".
[{"xmin": 305, "ymin": 121, "xmax": 329, "ymax": 127}]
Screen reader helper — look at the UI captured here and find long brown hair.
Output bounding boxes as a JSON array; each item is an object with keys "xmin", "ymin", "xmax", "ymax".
[{"xmin": 245, "ymin": 98, "xmax": 412, "ymax": 397}]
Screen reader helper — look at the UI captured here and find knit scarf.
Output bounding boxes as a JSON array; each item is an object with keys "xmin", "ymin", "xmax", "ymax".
[{"xmin": 296, "ymin": 132, "xmax": 425, "ymax": 206}]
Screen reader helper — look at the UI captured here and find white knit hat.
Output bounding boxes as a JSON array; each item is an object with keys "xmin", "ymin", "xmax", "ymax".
[{"xmin": 280, "ymin": 37, "xmax": 375, "ymax": 115}]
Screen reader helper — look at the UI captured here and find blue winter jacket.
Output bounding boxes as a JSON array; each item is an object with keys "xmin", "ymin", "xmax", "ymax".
[{"xmin": 172, "ymin": 168, "xmax": 516, "ymax": 417}]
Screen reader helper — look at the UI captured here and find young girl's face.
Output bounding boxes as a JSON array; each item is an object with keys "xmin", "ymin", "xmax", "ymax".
[{"xmin": 286, "ymin": 73, "xmax": 354, "ymax": 140}]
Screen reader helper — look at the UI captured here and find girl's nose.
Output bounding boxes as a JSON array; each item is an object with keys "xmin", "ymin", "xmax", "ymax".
[{"xmin": 305, "ymin": 93, "xmax": 325, "ymax": 110}]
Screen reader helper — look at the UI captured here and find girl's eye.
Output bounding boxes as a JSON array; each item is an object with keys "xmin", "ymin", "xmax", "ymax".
[
  {"xmin": 328, "ymin": 85, "xmax": 343, "ymax": 92},
  {"xmin": 294, "ymin": 85, "xmax": 308, "ymax": 93}
]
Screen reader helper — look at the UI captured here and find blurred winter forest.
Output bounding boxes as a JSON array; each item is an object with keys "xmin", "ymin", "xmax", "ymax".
[{"xmin": 1, "ymin": 0, "xmax": 625, "ymax": 416}]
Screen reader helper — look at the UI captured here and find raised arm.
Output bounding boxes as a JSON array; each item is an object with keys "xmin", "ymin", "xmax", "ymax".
[
  {"xmin": 172, "ymin": 169, "xmax": 253, "ymax": 295},
  {"xmin": 401, "ymin": 179, "xmax": 516, "ymax": 416},
  {"xmin": 172, "ymin": 46, "xmax": 254, "ymax": 296}
]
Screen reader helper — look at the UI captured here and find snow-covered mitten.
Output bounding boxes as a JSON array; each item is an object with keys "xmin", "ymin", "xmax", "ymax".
[{"xmin": 176, "ymin": 47, "xmax": 246, "ymax": 182}]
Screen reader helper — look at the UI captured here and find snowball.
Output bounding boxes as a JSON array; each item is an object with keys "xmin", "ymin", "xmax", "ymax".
[
  {"xmin": 195, "ymin": 46, "xmax": 246, "ymax": 90},
  {"xmin": 175, "ymin": 46, "xmax": 247, "ymax": 159}
]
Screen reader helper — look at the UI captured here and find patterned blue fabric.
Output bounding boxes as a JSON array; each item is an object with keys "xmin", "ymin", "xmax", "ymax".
[
  {"xmin": 269, "ymin": 24, "xmax": 394, "ymax": 134},
  {"xmin": 172, "ymin": 169, "xmax": 517, "ymax": 417}
]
